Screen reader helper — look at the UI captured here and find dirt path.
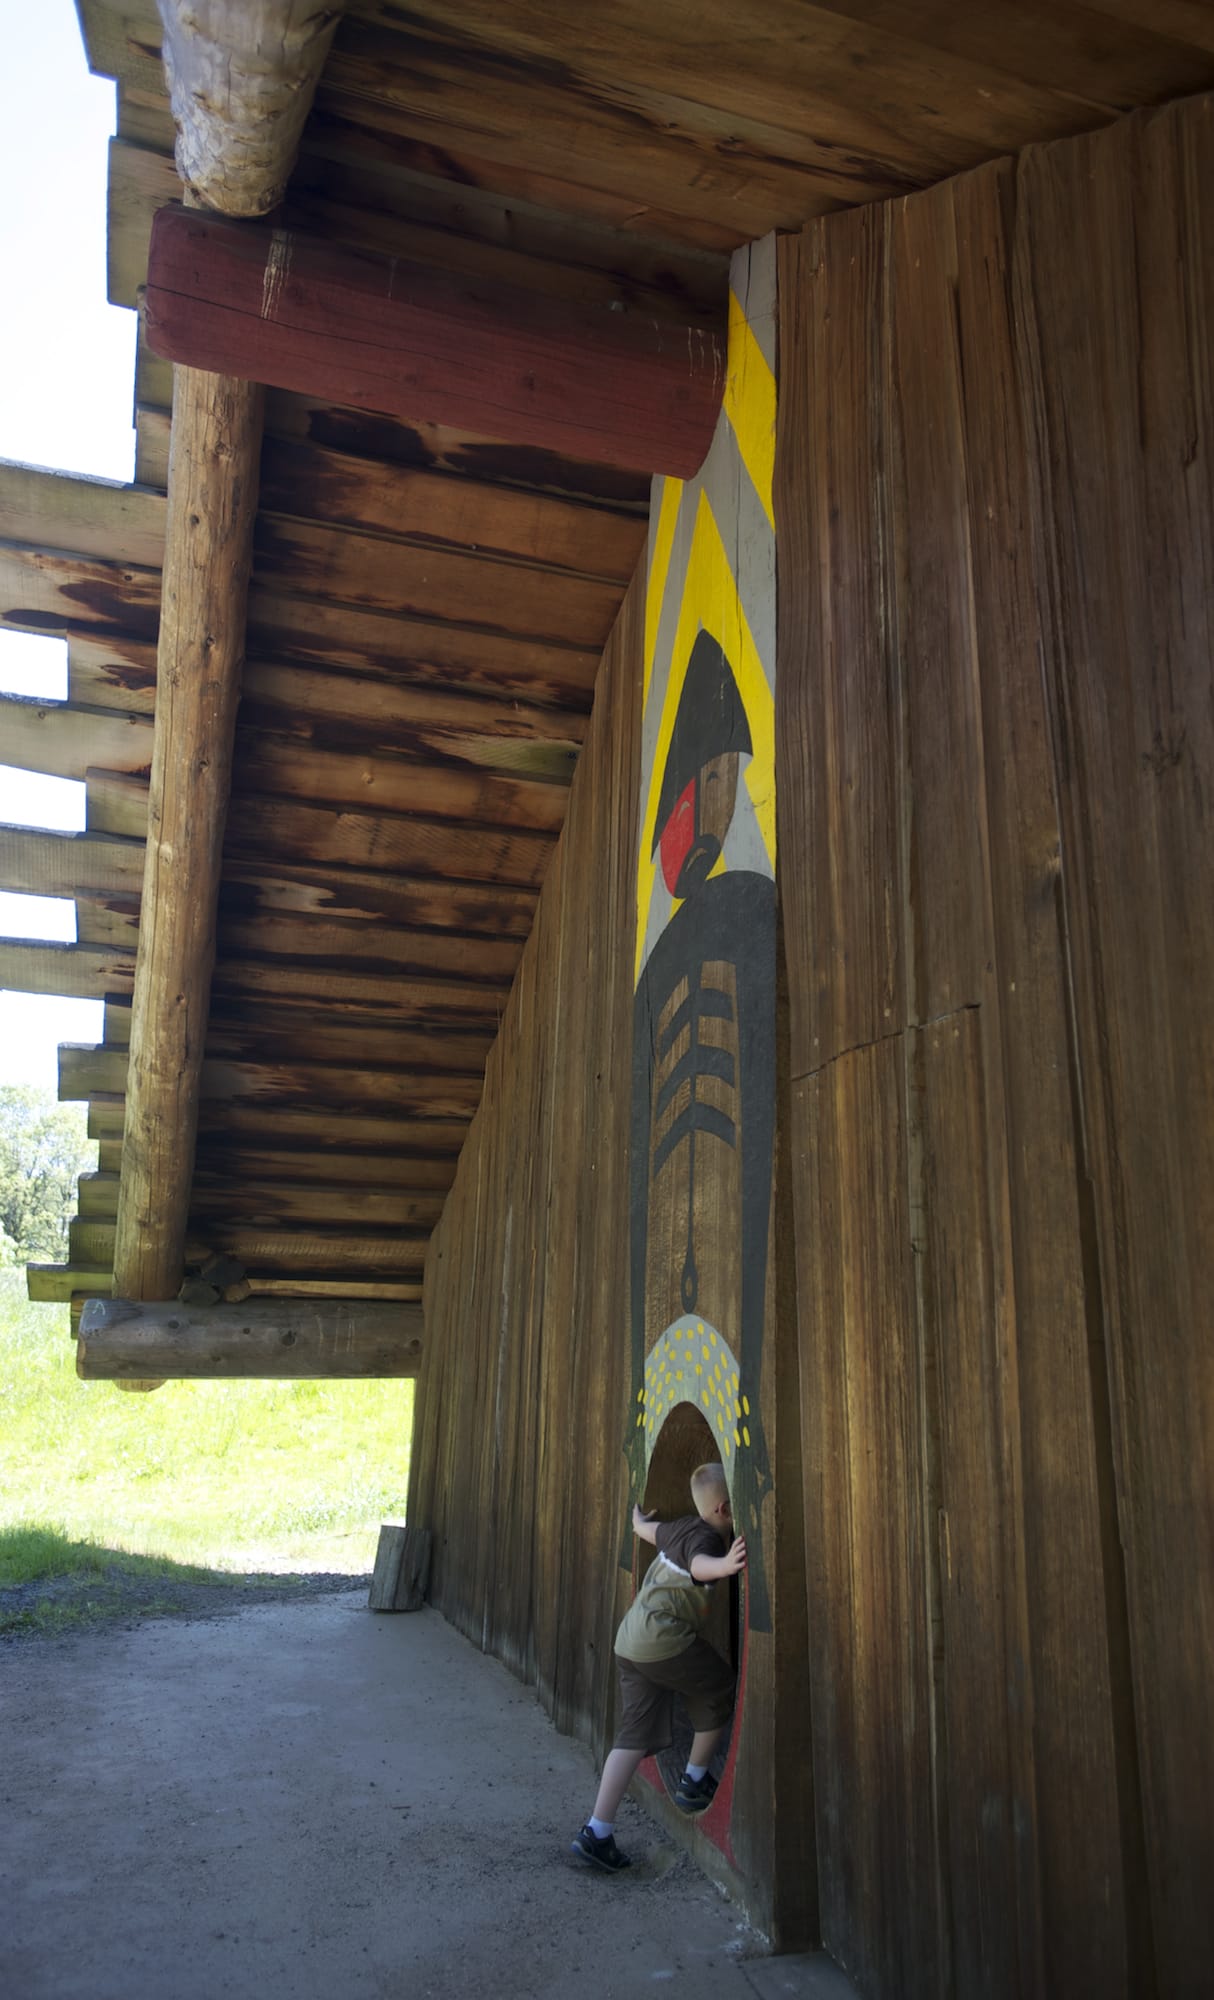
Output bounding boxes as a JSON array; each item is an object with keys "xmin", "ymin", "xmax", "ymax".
[{"xmin": 0, "ymin": 1590, "xmax": 836, "ymax": 2000}]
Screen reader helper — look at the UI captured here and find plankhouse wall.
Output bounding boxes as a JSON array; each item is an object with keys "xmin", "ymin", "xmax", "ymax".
[
  {"xmin": 775, "ymin": 93, "xmax": 1213, "ymax": 1999},
  {"xmin": 409, "ymin": 90, "xmax": 1213, "ymax": 1988}
]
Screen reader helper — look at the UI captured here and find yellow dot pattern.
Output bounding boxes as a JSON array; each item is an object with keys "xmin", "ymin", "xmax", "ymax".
[{"xmin": 640, "ymin": 1317, "xmax": 744, "ymax": 1476}]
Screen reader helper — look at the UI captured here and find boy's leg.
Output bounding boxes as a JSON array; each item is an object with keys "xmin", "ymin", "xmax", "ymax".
[
  {"xmin": 573, "ymin": 1747, "xmax": 644, "ymax": 1872},
  {"xmin": 572, "ymin": 1662, "xmax": 670, "ymax": 1870},
  {"xmin": 687, "ymin": 1727, "xmax": 724, "ymax": 1772},
  {"xmin": 669, "ymin": 1643, "xmax": 736, "ymax": 1813},
  {"xmin": 592, "ymin": 1746, "xmax": 646, "ymax": 1827}
]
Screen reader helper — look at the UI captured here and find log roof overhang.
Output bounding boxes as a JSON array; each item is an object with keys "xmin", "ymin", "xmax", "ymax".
[{"xmin": 3, "ymin": 0, "xmax": 1212, "ymax": 1367}]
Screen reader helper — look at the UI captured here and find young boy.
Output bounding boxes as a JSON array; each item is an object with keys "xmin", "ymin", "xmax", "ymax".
[{"xmin": 572, "ymin": 1461, "xmax": 746, "ymax": 1872}]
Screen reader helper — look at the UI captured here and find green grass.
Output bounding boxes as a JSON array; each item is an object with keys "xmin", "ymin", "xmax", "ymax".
[
  {"xmin": 0, "ymin": 1269, "xmax": 413, "ymax": 1577},
  {"xmin": 0, "ymin": 1524, "xmax": 216, "ymax": 1636}
]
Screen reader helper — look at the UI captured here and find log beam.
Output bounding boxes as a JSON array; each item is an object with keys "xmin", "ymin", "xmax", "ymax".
[
  {"xmin": 156, "ymin": 0, "xmax": 348, "ymax": 218},
  {"xmin": 145, "ymin": 204, "xmax": 725, "ymax": 478},
  {"xmin": 112, "ymin": 364, "xmax": 264, "ymax": 1314},
  {"xmin": 0, "ymin": 940, "xmax": 136, "ymax": 1000},
  {"xmin": 77, "ymin": 1295, "xmax": 422, "ymax": 1379}
]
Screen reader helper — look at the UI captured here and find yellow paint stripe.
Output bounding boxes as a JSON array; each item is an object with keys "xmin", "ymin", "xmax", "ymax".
[{"xmin": 723, "ymin": 287, "xmax": 776, "ymax": 530}]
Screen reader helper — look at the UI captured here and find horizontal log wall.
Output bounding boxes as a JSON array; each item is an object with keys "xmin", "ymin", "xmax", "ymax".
[
  {"xmin": 410, "ymin": 573, "xmax": 642, "ymax": 1743},
  {"xmin": 777, "ymin": 94, "xmax": 1213, "ymax": 2000}
]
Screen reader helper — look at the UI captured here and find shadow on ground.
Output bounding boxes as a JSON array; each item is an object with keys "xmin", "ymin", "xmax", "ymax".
[{"xmin": 0, "ymin": 1528, "xmax": 366, "ymax": 1639}]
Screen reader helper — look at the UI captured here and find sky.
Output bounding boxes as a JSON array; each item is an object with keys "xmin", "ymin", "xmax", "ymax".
[{"xmin": 0, "ymin": 0, "xmax": 138, "ymax": 1089}]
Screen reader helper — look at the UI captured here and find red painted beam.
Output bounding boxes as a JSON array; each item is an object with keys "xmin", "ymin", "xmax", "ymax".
[{"xmin": 145, "ymin": 204, "xmax": 725, "ymax": 479}]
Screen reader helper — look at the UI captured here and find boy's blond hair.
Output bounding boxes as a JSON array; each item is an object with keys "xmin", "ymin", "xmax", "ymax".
[{"xmin": 690, "ymin": 1461, "xmax": 729, "ymax": 1514}]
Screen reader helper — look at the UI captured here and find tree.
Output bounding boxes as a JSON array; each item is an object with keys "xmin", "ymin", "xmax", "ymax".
[{"xmin": 0, "ymin": 1087, "xmax": 96, "ymax": 1264}]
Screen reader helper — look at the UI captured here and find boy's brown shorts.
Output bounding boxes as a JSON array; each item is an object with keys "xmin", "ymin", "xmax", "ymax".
[{"xmin": 613, "ymin": 1640, "xmax": 736, "ymax": 1754}]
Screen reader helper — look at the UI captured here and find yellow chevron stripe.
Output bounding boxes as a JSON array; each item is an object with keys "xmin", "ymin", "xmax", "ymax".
[{"xmin": 722, "ymin": 287, "xmax": 776, "ymax": 530}]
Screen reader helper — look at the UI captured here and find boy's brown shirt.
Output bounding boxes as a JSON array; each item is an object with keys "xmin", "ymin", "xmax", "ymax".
[{"xmin": 614, "ymin": 1515, "xmax": 727, "ymax": 1664}]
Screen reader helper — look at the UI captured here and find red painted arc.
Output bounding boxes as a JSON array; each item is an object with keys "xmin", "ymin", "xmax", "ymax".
[{"xmin": 639, "ymin": 1566, "xmax": 748, "ymax": 1869}]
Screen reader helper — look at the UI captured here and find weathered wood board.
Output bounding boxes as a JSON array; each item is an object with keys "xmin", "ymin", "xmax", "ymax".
[
  {"xmin": 77, "ymin": 1295, "xmax": 422, "ymax": 1378},
  {"xmin": 145, "ymin": 205, "xmax": 725, "ymax": 478},
  {"xmin": 368, "ymin": 1524, "xmax": 432, "ymax": 1610},
  {"xmin": 411, "ymin": 575, "xmax": 643, "ymax": 1758},
  {"xmin": 776, "ymin": 90, "xmax": 1212, "ymax": 2000},
  {"xmin": 1013, "ymin": 97, "xmax": 1214, "ymax": 1998}
]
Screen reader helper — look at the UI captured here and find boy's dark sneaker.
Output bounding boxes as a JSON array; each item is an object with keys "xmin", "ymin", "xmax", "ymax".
[
  {"xmin": 571, "ymin": 1824, "xmax": 631, "ymax": 1872},
  {"xmin": 674, "ymin": 1771, "xmax": 719, "ymax": 1814}
]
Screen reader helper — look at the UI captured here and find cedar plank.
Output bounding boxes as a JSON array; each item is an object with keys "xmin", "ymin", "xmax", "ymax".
[
  {"xmin": 258, "ymin": 434, "xmax": 644, "ymax": 581},
  {"xmin": 1015, "ymin": 99, "xmax": 1214, "ymax": 1993},
  {"xmin": 775, "ymin": 217, "xmax": 902, "ymax": 1076}
]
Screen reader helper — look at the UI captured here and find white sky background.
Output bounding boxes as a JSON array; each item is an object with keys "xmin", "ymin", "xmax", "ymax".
[{"xmin": 0, "ymin": 0, "xmax": 137, "ymax": 1088}]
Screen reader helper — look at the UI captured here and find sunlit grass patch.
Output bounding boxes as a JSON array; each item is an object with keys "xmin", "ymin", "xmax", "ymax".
[{"xmin": 0, "ymin": 1270, "xmax": 413, "ymax": 1574}]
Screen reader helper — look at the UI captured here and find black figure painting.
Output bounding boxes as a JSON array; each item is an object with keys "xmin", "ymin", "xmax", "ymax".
[{"xmin": 628, "ymin": 627, "xmax": 775, "ymax": 1632}]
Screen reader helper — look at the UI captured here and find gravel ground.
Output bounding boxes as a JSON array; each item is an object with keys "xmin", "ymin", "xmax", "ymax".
[
  {"xmin": 2, "ymin": 1585, "xmax": 850, "ymax": 1999},
  {"xmin": 1, "ymin": 1590, "xmax": 779, "ymax": 2000}
]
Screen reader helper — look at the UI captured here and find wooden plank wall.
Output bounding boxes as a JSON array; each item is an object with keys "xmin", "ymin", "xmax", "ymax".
[
  {"xmin": 777, "ymin": 93, "xmax": 1213, "ymax": 2000},
  {"xmin": 410, "ymin": 573, "xmax": 642, "ymax": 1742}
]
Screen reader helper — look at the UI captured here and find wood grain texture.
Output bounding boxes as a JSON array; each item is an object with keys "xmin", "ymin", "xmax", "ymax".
[
  {"xmin": 1014, "ymin": 96, "xmax": 1214, "ymax": 1995},
  {"xmin": 775, "ymin": 216, "xmax": 901, "ymax": 1070},
  {"xmin": 0, "ymin": 457, "xmax": 164, "ymax": 567},
  {"xmin": 85, "ymin": 782, "xmax": 559, "ymax": 893},
  {"xmin": 81, "ymin": 0, "xmax": 1214, "ymax": 253},
  {"xmin": 255, "ymin": 435, "xmax": 645, "ymax": 580},
  {"xmin": 0, "ymin": 826, "xmax": 145, "ymax": 903},
  {"xmin": 78, "ymin": 1171, "xmax": 447, "ymax": 1232},
  {"xmin": 157, "ymin": 0, "xmax": 346, "ymax": 217},
  {"xmin": 0, "ymin": 696, "xmax": 153, "ymax": 783},
  {"xmin": 146, "ymin": 205, "xmax": 726, "ymax": 478},
  {"xmin": 106, "ymin": 125, "xmax": 728, "ymax": 327},
  {"xmin": 368, "ymin": 1522, "xmax": 431, "ymax": 1609},
  {"xmin": 112, "ymin": 363, "xmax": 263, "ymax": 1304},
  {"xmin": 249, "ymin": 513, "xmax": 625, "ymax": 651},
  {"xmin": 76, "ymin": 1293, "xmax": 420, "ymax": 1380},
  {"xmin": 80, "ymin": 1217, "xmax": 429, "ymax": 1278},
  {"xmin": 409, "ymin": 572, "xmax": 642, "ymax": 1756},
  {"xmin": 0, "ymin": 940, "xmax": 136, "ymax": 1000},
  {"xmin": 61, "ymin": 1044, "xmax": 484, "ymax": 1120},
  {"xmin": 791, "ymin": 1042, "xmax": 937, "ymax": 1994},
  {"xmin": 777, "ymin": 94, "xmax": 1214, "ymax": 1999}
]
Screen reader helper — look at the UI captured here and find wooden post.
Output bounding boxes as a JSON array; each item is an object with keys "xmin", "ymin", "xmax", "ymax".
[
  {"xmin": 104, "ymin": 6, "xmax": 342, "ymax": 1383},
  {"xmin": 156, "ymin": 0, "xmax": 348, "ymax": 217},
  {"xmin": 110, "ymin": 362, "xmax": 264, "ymax": 1384}
]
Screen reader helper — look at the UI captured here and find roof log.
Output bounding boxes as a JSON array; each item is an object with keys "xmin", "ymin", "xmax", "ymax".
[
  {"xmin": 156, "ymin": 0, "xmax": 349, "ymax": 219},
  {"xmin": 145, "ymin": 204, "xmax": 726, "ymax": 478},
  {"xmin": 77, "ymin": 1294, "xmax": 421, "ymax": 1381}
]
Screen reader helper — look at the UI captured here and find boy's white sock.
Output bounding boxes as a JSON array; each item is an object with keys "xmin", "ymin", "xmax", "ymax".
[
  {"xmin": 588, "ymin": 1816, "xmax": 613, "ymax": 1840},
  {"xmin": 684, "ymin": 1763, "xmax": 709, "ymax": 1783}
]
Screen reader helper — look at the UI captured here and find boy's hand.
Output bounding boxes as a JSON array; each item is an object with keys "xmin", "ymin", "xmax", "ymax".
[
  {"xmin": 632, "ymin": 1503, "xmax": 658, "ymax": 1534},
  {"xmin": 723, "ymin": 1535, "xmax": 747, "ymax": 1574}
]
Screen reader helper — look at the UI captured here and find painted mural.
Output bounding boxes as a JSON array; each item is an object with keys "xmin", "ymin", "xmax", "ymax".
[{"xmin": 628, "ymin": 237, "xmax": 778, "ymax": 1679}]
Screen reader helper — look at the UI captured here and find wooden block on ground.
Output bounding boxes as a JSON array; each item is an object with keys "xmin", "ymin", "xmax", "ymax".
[{"xmin": 368, "ymin": 1523, "xmax": 432, "ymax": 1612}]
